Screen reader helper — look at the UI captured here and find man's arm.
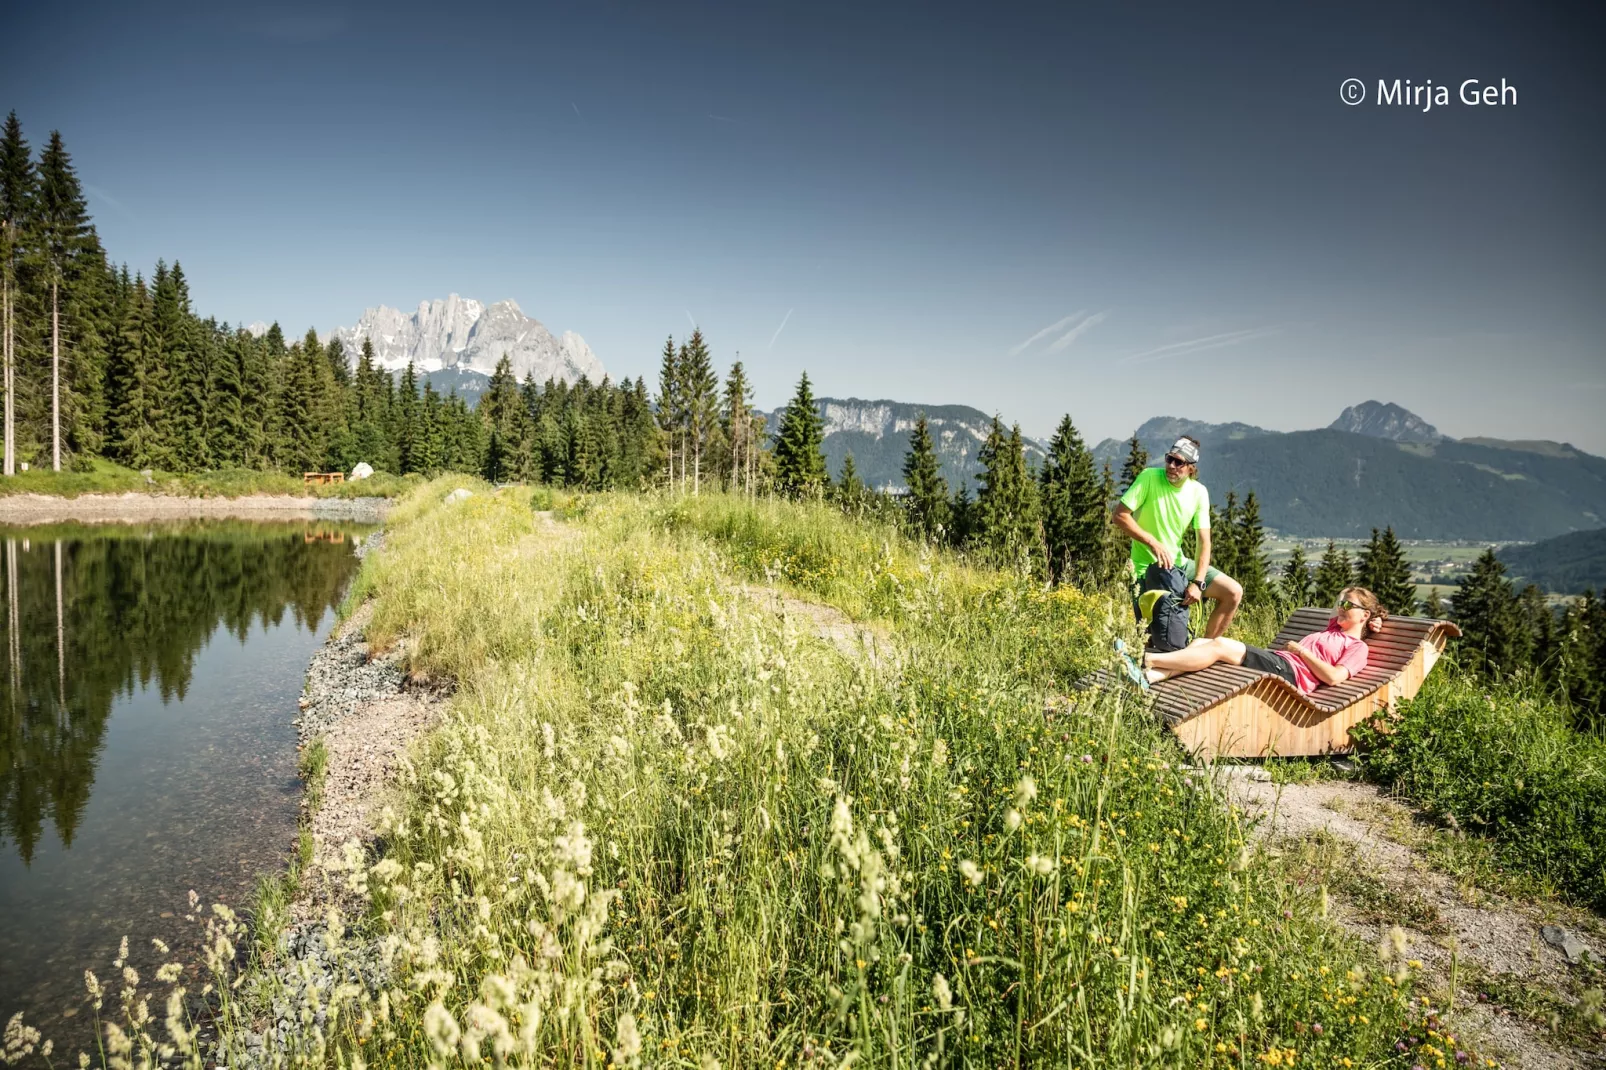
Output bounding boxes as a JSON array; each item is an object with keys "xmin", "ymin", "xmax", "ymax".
[
  {"xmin": 1112, "ymin": 504, "xmax": 1172, "ymax": 569},
  {"xmin": 1282, "ymin": 641, "xmax": 1351, "ymax": 686}
]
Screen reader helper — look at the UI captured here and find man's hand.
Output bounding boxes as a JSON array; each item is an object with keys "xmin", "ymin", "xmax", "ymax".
[
  {"xmin": 1150, "ymin": 543, "xmax": 1174, "ymax": 570},
  {"xmin": 1183, "ymin": 580, "xmax": 1202, "ymax": 606}
]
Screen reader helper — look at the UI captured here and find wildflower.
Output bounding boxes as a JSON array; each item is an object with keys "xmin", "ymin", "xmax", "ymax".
[
  {"xmin": 958, "ymin": 860, "xmax": 983, "ymax": 887},
  {"xmin": 1025, "ymin": 854, "xmax": 1056, "ymax": 876},
  {"xmin": 1005, "ymin": 809, "xmax": 1022, "ymax": 832},
  {"xmin": 1015, "ymin": 775, "xmax": 1037, "ymax": 807},
  {"xmin": 423, "ymin": 1001, "xmax": 461, "ymax": 1057},
  {"xmin": 614, "ymin": 1012, "xmax": 642, "ymax": 1066},
  {"xmin": 1195, "ymin": 1018, "xmax": 1207, "ymax": 1031},
  {"xmin": 932, "ymin": 973, "xmax": 953, "ymax": 1012}
]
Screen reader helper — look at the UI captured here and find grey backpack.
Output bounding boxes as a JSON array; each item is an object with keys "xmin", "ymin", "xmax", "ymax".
[{"xmin": 1140, "ymin": 564, "xmax": 1192, "ymax": 653}]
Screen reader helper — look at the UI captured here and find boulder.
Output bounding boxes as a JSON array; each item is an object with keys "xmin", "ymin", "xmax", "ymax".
[
  {"xmin": 350, "ymin": 462, "xmax": 374, "ymax": 480},
  {"xmin": 445, "ymin": 488, "xmax": 473, "ymax": 504}
]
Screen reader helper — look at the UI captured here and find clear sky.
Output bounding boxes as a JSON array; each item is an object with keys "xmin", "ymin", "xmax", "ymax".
[{"xmin": 6, "ymin": 0, "xmax": 1603, "ymax": 451}]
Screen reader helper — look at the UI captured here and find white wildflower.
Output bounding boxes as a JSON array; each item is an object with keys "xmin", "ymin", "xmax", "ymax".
[
  {"xmin": 1025, "ymin": 853, "xmax": 1056, "ymax": 876},
  {"xmin": 1015, "ymin": 775, "xmax": 1038, "ymax": 807},
  {"xmin": 958, "ymin": 860, "xmax": 983, "ymax": 887},
  {"xmin": 931, "ymin": 973, "xmax": 953, "ymax": 1012},
  {"xmin": 423, "ymin": 1001, "xmax": 461, "ymax": 1057},
  {"xmin": 1004, "ymin": 808, "xmax": 1022, "ymax": 832},
  {"xmin": 613, "ymin": 1011, "xmax": 642, "ymax": 1066}
]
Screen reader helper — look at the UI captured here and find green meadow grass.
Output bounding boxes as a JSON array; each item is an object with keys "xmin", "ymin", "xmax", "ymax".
[{"xmin": 31, "ymin": 484, "xmax": 1465, "ymax": 1068}]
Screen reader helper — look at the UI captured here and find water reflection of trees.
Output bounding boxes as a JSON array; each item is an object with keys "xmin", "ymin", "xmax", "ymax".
[{"xmin": 0, "ymin": 524, "xmax": 362, "ymax": 864}]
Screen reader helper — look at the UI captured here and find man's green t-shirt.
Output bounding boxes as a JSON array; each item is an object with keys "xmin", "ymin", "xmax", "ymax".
[{"xmin": 1119, "ymin": 466, "xmax": 1211, "ymax": 576}]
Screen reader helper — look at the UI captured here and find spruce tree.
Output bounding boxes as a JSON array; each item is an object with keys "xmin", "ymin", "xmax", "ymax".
[
  {"xmin": 35, "ymin": 130, "xmax": 98, "ymax": 470},
  {"xmin": 722, "ymin": 360, "xmax": 755, "ymax": 496},
  {"xmin": 1354, "ymin": 526, "xmax": 1415, "ymax": 614},
  {"xmin": 1210, "ymin": 491, "xmax": 1241, "ymax": 581},
  {"xmin": 110, "ymin": 275, "xmax": 160, "ymax": 468},
  {"xmin": 1234, "ymin": 491, "xmax": 1270, "ymax": 605},
  {"xmin": 1038, "ymin": 413, "xmax": 1103, "ymax": 586},
  {"xmin": 479, "ymin": 354, "xmax": 523, "ymax": 482},
  {"xmin": 396, "ymin": 362, "xmax": 420, "ymax": 474},
  {"xmin": 1280, "ymin": 544, "xmax": 1315, "ymax": 607},
  {"xmin": 680, "ymin": 328, "xmax": 718, "ymax": 493},
  {"xmin": 208, "ymin": 325, "xmax": 247, "ymax": 467},
  {"xmin": 1313, "ymin": 541, "xmax": 1353, "ymax": 605},
  {"xmin": 1119, "ymin": 434, "xmax": 1148, "ymax": 489},
  {"xmin": 1451, "ymin": 548, "xmax": 1528, "ymax": 678},
  {"xmin": 771, "ymin": 371, "xmax": 827, "ymax": 496},
  {"xmin": 901, "ymin": 412, "xmax": 949, "ymax": 541},
  {"xmin": 655, "ymin": 336, "xmax": 683, "ymax": 490},
  {"xmin": 834, "ymin": 452, "xmax": 866, "ymax": 509},
  {"xmin": 972, "ymin": 417, "xmax": 1042, "ymax": 570},
  {"xmin": 0, "ymin": 111, "xmax": 34, "ymax": 475}
]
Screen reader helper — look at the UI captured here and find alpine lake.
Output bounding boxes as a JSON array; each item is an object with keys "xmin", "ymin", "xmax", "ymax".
[{"xmin": 0, "ymin": 517, "xmax": 375, "ymax": 1057}]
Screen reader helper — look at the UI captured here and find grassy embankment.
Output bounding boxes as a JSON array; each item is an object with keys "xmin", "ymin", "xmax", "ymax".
[
  {"xmin": 0, "ymin": 458, "xmax": 417, "ymax": 498},
  {"xmin": 1353, "ymin": 673, "xmax": 1606, "ymax": 912},
  {"xmin": 74, "ymin": 482, "xmax": 1462, "ymax": 1068}
]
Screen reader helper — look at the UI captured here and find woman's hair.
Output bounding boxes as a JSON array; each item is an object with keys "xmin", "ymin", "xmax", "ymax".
[{"xmin": 1341, "ymin": 586, "xmax": 1386, "ymax": 621}]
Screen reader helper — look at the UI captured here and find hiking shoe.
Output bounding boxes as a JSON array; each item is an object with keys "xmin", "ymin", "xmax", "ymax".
[
  {"xmin": 1113, "ymin": 638, "xmax": 1149, "ymax": 691},
  {"xmin": 1137, "ymin": 589, "xmax": 1165, "ymax": 623}
]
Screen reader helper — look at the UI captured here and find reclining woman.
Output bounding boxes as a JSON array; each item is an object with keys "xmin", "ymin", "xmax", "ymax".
[{"xmin": 1120, "ymin": 587, "xmax": 1387, "ymax": 691}]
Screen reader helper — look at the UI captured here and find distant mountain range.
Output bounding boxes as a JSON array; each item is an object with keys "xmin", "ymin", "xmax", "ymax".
[
  {"xmin": 1499, "ymin": 528, "xmax": 1606, "ymax": 596},
  {"xmin": 761, "ymin": 398, "xmax": 1045, "ymax": 493},
  {"xmin": 793, "ymin": 398, "xmax": 1602, "ymax": 542},
  {"xmin": 322, "ymin": 294, "xmax": 605, "ymax": 386}
]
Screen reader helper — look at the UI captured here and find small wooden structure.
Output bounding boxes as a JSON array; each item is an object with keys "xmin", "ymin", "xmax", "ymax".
[
  {"xmin": 303, "ymin": 472, "xmax": 345, "ymax": 485},
  {"xmin": 1119, "ymin": 609, "xmax": 1460, "ymax": 760}
]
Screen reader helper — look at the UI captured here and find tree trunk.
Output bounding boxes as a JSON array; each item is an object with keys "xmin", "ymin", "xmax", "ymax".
[
  {"xmin": 52, "ymin": 278, "xmax": 61, "ymax": 471},
  {"xmin": 3, "ymin": 253, "xmax": 11, "ymax": 477}
]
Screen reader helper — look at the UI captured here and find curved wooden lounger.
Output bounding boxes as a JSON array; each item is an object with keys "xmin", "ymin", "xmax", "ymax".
[{"xmin": 1151, "ymin": 608, "xmax": 1460, "ymax": 760}]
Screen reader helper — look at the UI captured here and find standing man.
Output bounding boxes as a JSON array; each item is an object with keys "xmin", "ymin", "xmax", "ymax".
[{"xmin": 1111, "ymin": 436, "xmax": 1243, "ymax": 639}]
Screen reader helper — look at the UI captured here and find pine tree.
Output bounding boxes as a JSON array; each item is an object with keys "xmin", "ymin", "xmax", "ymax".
[
  {"xmin": 1234, "ymin": 490, "xmax": 1270, "ymax": 605},
  {"xmin": 1451, "ymin": 548, "xmax": 1529, "ymax": 678},
  {"xmin": 479, "ymin": 354, "xmax": 523, "ymax": 482},
  {"xmin": 208, "ymin": 325, "xmax": 248, "ymax": 467},
  {"xmin": 772, "ymin": 371, "xmax": 827, "ymax": 496},
  {"xmin": 655, "ymin": 336, "xmax": 683, "ymax": 491},
  {"xmin": 1210, "ymin": 491, "xmax": 1241, "ymax": 580},
  {"xmin": 1280, "ymin": 544, "xmax": 1314, "ymax": 607},
  {"xmin": 1312, "ymin": 541, "xmax": 1353, "ymax": 605},
  {"xmin": 972, "ymin": 417, "xmax": 1041, "ymax": 570},
  {"xmin": 722, "ymin": 360, "xmax": 755, "ymax": 496},
  {"xmin": 834, "ymin": 452, "xmax": 867, "ymax": 509},
  {"xmin": 109, "ymin": 275, "xmax": 161, "ymax": 468},
  {"xmin": 35, "ymin": 131, "xmax": 98, "ymax": 470},
  {"xmin": 901, "ymin": 412, "xmax": 949, "ymax": 541},
  {"xmin": 0, "ymin": 111, "xmax": 34, "ymax": 476},
  {"xmin": 396, "ymin": 362, "xmax": 420, "ymax": 474},
  {"xmin": 680, "ymin": 328, "xmax": 718, "ymax": 493},
  {"xmin": 1119, "ymin": 434, "xmax": 1148, "ymax": 489},
  {"xmin": 1038, "ymin": 413, "xmax": 1103, "ymax": 586},
  {"xmin": 1354, "ymin": 526, "xmax": 1416, "ymax": 614}
]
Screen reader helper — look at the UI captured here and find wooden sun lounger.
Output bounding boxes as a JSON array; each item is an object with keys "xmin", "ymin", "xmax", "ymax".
[{"xmin": 1093, "ymin": 608, "xmax": 1460, "ymax": 760}]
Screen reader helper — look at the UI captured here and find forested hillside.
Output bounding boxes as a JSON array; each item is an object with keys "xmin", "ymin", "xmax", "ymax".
[{"xmin": 1499, "ymin": 527, "xmax": 1606, "ymax": 595}]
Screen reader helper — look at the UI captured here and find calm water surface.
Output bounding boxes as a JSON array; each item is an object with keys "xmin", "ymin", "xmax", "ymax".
[{"xmin": 0, "ymin": 520, "xmax": 371, "ymax": 1054}]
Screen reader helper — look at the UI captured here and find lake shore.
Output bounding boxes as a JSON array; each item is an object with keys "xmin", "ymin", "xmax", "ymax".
[{"xmin": 0, "ymin": 491, "xmax": 390, "ymax": 525}]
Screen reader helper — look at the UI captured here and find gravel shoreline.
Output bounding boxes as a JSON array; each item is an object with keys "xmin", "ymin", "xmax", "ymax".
[
  {"xmin": 224, "ymin": 528, "xmax": 452, "ymax": 1066},
  {"xmin": 0, "ymin": 492, "xmax": 391, "ymax": 524}
]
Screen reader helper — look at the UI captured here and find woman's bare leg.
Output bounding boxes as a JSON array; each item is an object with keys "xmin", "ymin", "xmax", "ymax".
[{"xmin": 1143, "ymin": 637, "xmax": 1247, "ymax": 683}]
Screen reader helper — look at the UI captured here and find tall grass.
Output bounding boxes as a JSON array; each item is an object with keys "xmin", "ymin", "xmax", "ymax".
[
  {"xmin": 193, "ymin": 485, "xmax": 1439, "ymax": 1068},
  {"xmin": 1353, "ymin": 668, "xmax": 1606, "ymax": 911}
]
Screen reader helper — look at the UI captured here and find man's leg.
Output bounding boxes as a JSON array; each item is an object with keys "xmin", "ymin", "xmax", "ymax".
[
  {"xmin": 1200, "ymin": 571, "xmax": 1243, "ymax": 639},
  {"xmin": 1143, "ymin": 636, "xmax": 1247, "ymax": 682}
]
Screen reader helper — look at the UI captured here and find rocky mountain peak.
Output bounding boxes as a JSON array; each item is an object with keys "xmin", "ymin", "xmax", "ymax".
[
  {"xmin": 327, "ymin": 293, "xmax": 605, "ymax": 385},
  {"xmin": 1329, "ymin": 401, "xmax": 1444, "ymax": 443}
]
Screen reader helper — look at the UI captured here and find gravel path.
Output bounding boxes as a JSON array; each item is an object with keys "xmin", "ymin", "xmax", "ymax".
[
  {"xmin": 0, "ymin": 491, "xmax": 389, "ymax": 524},
  {"xmin": 1226, "ymin": 768, "xmax": 1605, "ymax": 1069}
]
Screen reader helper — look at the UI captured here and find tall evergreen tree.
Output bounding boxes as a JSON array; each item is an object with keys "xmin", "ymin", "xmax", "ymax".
[
  {"xmin": 972, "ymin": 417, "xmax": 1041, "ymax": 569},
  {"xmin": 1354, "ymin": 526, "xmax": 1416, "ymax": 614},
  {"xmin": 479, "ymin": 354, "xmax": 523, "ymax": 482},
  {"xmin": 1234, "ymin": 491, "xmax": 1271, "ymax": 606},
  {"xmin": 901, "ymin": 412, "xmax": 949, "ymax": 541},
  {"xmin": 395, "ymin": 362, "xmax": 420, "ymax": 474},
  {"xmin": 771, "ymin": 371, "xmax": 827, "ymax": 496},
  {"xmin": 722, "ymin": 360, "xmax": 755, "ymax": 496},
  {"xmin": 0, "ymin": 111, "xmax": 33, "ymax": 476},
  {"xmin": 680, "ymin": 328, "xmax": 718, "ymax": 493},
  {"xmin": 1119, "ymin": 434, "xmax": 1148, "ymax": 489},
  {"xmin": 1280, "ymin": 544, "xmax": 1315, "ymax": 607},
  {"xmin": 1038, "ymin": 413, "xmax": 1103, "ymax": 586},
  {"xmin": 1312, "ymin": 541, "xmax": 1353, "ymax": 605},
  {"xmin": 208, "ymin": 325, "xmax": 248, "ymax": 467},
  {"xmin": 35, "ymin": 131, "xmax": 98, "ymax": 470},
  {"xmin": 655, "ymin": 336, "xmax": 684, "ymax": 490},
  {"xmin": 109, "ymin": 275, "xmax": 161, "ymax": 468},
  {"xmin": 1452, "ymin": 549, "xmax": 1529, "ymax": 678}
]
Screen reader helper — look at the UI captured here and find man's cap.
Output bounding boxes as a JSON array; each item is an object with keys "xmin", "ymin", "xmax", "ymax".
[{"xmin": 1169, "ymin": 438, "xmax": 1199, "ymax": 464}]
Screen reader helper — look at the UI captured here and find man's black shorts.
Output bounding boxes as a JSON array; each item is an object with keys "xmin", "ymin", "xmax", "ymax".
[{"xmin": 1241, "ymin": 645, "xmax": 1298, "ymax": 685}]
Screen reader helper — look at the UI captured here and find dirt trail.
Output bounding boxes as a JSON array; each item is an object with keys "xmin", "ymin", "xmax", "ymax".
[
  {"xmin": 739, "ymin": 583, "xmax": 897, "ymax": 666},
  {"xmin": 1225, "ymin": 769, "xmax": 1605, "ymax": 1069}
]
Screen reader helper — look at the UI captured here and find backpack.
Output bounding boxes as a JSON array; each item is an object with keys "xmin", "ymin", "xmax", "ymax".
[{"xmin": 1139, "ymin": 563, "xmax": 1192, "ymax": 653}]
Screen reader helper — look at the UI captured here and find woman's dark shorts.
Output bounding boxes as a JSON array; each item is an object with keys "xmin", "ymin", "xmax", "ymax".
[{"xmin": 1242, "ymin": 645, "xmax": 1298, "ymax": 685}]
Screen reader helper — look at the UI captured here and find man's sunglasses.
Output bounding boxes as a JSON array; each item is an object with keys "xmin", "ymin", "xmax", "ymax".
[{"xmin": 1164, "ymin": 455, "xmax": 1191, "ymax": 467}]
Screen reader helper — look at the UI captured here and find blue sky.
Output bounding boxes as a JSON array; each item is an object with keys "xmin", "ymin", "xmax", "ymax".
[{"xmin": 6, "ymin": 0, "xmax": 1603, "ymax": 451}]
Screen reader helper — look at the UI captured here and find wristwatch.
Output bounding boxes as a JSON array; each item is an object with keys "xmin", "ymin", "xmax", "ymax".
[{"xmin": 1190, "ymin": 576, "xmax": 1206, "ymax": 590}]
